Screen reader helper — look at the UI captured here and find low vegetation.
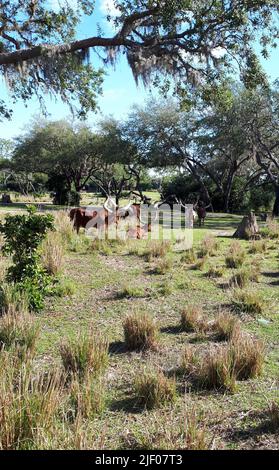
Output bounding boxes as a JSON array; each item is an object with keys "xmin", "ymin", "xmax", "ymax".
[
  {"xmin": 0, "ymin": 209, "xmax": 277, "ymax": 450},
  {"xmin": 134, "ymin": 368, "xmax": 177, "ymax": 409},
  {"xmin": 123, "ymin": 312, "xmax": 158, "ymax": 351}
]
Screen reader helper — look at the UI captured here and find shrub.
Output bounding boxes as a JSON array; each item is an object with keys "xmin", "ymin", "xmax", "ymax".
[
  {"xmin": 68, "ymin": 376, "xmax": 106, "ymax": 421},
  {"xmin": 232, "ymin": 289, "xmax": 264, "ymax": 315},
  {"xmin": 0, "ymin": 361, "xmax": 63, "ymax": 450},
  {"xmin": 0, "ymin": 207, "xmax": 54, "ymax": 311},
  {"xmin": 123, "ymin": 312, "xmax": 157, "ymax": 351},
  {"xmin": 41, "ymin": 231, "xmax": 64, "ymax": 275},
  {"xmin": 181, "ymin": 305, "xmax": 207, "ymax": 333},
  {"xmin": 0, "ymin": 311, "xmax": 39, "ymax": 361},
  {"xmin": 229, "ymin": 330, "xmax": 265, "ymax": 380},
  {"xmin": 60, "ymin": 330, "xmax": 108, "ymax": 380},
  {"xmin": 225, "ymin": 241, "xmax": 245, "ymax": 268},
  {"xmin": 181, "ymin": 249, "xmax": 197, "ymax": 264},
  {"xmin": 134, "ymin": 368, "xmax": 177, "ymax": 409},
  {"xmin": 212, "ymin": 311, "xmax": 241, "ymax": 341}
]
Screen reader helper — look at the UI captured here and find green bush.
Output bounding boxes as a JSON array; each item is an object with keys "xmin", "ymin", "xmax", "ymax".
[{"xmin": 0, "ymin": 207, "xmax": 54, "ymax": 311}]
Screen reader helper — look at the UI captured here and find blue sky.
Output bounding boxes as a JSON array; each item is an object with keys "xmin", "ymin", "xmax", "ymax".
[{"xmin": 0, "ymin": 0, "xmax": 278, "ymax": 139}]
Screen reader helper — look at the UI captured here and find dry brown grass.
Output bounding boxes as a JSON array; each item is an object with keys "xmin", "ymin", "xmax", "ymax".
[
  {"xmin": 153, "ymin": 257, "xmax": 173, "ymax": 274},
  {"xmin": 68, "ymin": 375, "xmax": 106, "ymax": 421},
  {"xmin": 0, "ymin": 310, "xmax": 39, "ymax": 361},
  {"xmin": 229, "ymin": 330, "xmax": 265, "ymax": 380},
  {"xmin": 0, "ymin": 357, "xmax": 63, "ymax": 450},
  {"xmin": 123, "ymin": 312, "xmax": 158, "ymax": 351},
  {"xmin": 212, "ymin": 311, "xmax": 241, "ymax": 341},
  {"xmin": 60, "ymin": 330, "xmax": 109, "ymax": 380},
  {"xmin": 181, "ymin": 248, "xmax": 197, "ymax": 264},
  {"xmin": 181, "ymin": 305, "xmax": 208, "ymax": 333},
  {"xmin": 144, "ymin": 240, "xmax": 172, "ymax": 261},
  {"xmin": 199, "ymin": 235, "xmax": 219, "ymax": 257},
  {"xmin": 54, "ymin": 210, "xmax": 74, "ymax": 243},
  {"xmin": 134, "ymin": 367, "xmax": 177, "ymax": 409},
  {"xmin": 0, "ymin": 283, "xmax": 29, "ymax": 316},
  {"xmin": 41, "ymin": 231, "xmax": 64, "ymax": 275},
  {"xmin": 232, "ymin": 289, "xmax": 264, "ymax": 315},
  {"xmin": 181, "ymin": 330, "xmax": 264, "ymax": 392},
  {"xmin": 225, "ymin": 241, "xmax": 246, "ymax": 268},
  {"xmin": 267, "ymin": 401, "xmax": 279, "ymax": 430}
]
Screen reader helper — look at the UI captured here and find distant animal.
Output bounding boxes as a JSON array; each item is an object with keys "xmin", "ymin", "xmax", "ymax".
[
  {"xmin": 69, "ymin": 198, "xmax": 135, "ymax": 234},
  {"xmin": 196, "ymin": 206, "xmax": 206, "ymax": 227}
]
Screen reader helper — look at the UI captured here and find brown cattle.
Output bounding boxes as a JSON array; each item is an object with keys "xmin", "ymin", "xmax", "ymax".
[{"xmin": 69, "ymin": 208, "xmax": 100, "ymax": 233}]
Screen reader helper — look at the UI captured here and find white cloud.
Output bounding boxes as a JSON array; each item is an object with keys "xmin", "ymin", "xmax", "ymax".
[{"xmin": 99, "ymin": 0, "xmax": 120, "ymax": 17}]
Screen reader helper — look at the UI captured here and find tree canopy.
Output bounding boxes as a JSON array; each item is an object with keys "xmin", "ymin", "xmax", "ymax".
[{"xmin": 0, "ymin": 1, "xmax": 278, "ymax": 119}]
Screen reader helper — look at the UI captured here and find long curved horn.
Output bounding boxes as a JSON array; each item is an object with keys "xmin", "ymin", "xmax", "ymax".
[{"xmin": 104, "ymin": 197, "xmax": 114, "ymax": 214}]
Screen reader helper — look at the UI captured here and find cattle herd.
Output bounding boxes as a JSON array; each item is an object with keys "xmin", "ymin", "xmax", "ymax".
[{"xmin": 69, "ymin": 197, "xmax": 207, "ymax": 238}]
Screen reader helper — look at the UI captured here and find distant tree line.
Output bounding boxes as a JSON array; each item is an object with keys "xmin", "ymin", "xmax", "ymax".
[{"xmin": 0, "ymin": 83, "xmax": 278, "ymax": 215}]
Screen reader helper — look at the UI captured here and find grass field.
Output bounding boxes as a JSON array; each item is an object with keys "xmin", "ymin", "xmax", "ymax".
[{"xmin": 0, "ymin": 211, "xmax": 278, "ymax": 450}]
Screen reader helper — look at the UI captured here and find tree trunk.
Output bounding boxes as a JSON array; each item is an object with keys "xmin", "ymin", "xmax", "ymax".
[
  {"xmin": 233, "ymin": 212, "xmax": 259, "ymax": 240},
  {"xmin": 272, "ymin": 185, "xmax": 279, "ymax": 217}
]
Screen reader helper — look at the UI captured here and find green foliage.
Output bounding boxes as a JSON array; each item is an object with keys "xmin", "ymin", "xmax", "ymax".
[{"xmin": 0, "ymin": 207, "xmax": 54, "ymax": 311}]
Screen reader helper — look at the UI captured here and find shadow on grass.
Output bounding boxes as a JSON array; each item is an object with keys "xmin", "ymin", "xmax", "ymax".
[
  {"xmin": 160, "ymin": 325, "xmax": 182, "ymax": 335},
  {"xmin": 108, "ymin": 341, "xmax": 128, "ymax": 355},
  {"xmin": 109, "ymin": 396, "xmax": 146, "ymax": 414},
  {"xmin": 226, "ymin": 413, "xmax": 279, "ymax": 443}
]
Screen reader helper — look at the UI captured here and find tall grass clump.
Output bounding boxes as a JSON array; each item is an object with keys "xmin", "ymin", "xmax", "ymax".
[
  {"xmin": 54, "ymin": 211, "xmax": 74, "ymax": 244},
  {"xmin": 229, "ymin": 330, "xmax": 265, "ymax": 380},
  {"xmin": 41, "ymin": 231, "xmax": 64, "ymax": 276},
  {"xmin": 181, "ymin": 305, "xmax": 207, "ymax": 333},
  {"xmin": 198, "ymin": 235, "xmax": 219, "ymax": 257},
  {"xmin": 68, "ymin": 376, "xmax": 106, "ymax": 421},
  {"xmin": 153, "ymin": 257, "xmax": 173, "ymax": 275},
  {"xmin": 225, "ymin": 241, "xmax": 246, "ymax": 268},
  {"xmin": 134, "ymin": 368, "xmax": 177, "ymax": 409},
  {"xmin": 212, "ymin": 311, "xmax": 241, "ymax": 341},
  {"xmin": 0, "ymin": 310, "xmax": 39, "ymax": 360},
  {"xmin": 260, "ymin": 218, "xmax": 279, "ymax": 240},
  {"xmin": 0, "ymin": 360, "xmax": 63, "ymax": 450},
  {"xmin": 0, "ymin": 283, "xmax": 28, "ymax": 316},
  {"xmin": 232, "ymin": 289, "xmax": 264, "ymax": 315},
  {"xmin": 249, "ymin": 240, "xmax": 267, "ymax": 254},
  {"xmin": 181, "ymin": 249, "xmax": 197, "ymax": 264},
  {"xmin": 230, "ymin": 264, "xmax": 260, "ymax": 288},
  {"xmin": 60, "ymin": 330, "xmax": 109, "ymax": 380},
  {"xmin": 267, "ymin": 401, "xmax": 279, "ymax": 430},
  {"xmin": 144, "ymin": 240, "xmax": 172, "ymax": 261},
  {"xmin": 123, "ymin": 312, "xmax": 158, "ymax": 351}
]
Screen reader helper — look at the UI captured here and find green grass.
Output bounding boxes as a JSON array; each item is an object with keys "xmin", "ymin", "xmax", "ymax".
[{"xmin": 0, "ymin": 210, "xmax": 278, "ymax": 449}]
